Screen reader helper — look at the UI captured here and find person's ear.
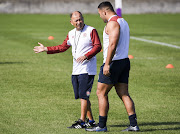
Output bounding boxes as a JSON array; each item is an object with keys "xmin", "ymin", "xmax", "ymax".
[{"xmin": 70, "ymin": 20, "xmax": 73, "ymax": 25}]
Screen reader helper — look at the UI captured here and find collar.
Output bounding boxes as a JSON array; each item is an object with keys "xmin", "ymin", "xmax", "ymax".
[{"xmin": 108, "ymin": 15, "xmax": 117, "ymax": 22}]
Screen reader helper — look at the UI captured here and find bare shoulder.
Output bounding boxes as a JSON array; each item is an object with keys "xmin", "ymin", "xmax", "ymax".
[{"xmin": 106, "ymin": 21, "xmax": 120, "ymax": 34}]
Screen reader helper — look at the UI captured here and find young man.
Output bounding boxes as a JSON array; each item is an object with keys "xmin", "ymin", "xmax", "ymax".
[
  {"xmin": 86, "ymin": 1, "xmax": 140, "ymax": 132},
  {"xmin": 33, "ymin": 11, "xmax": 102, "ymax": 129}
]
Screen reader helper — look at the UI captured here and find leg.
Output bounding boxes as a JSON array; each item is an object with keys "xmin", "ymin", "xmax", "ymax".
[
  {"xmin": 115, "ymin": 83, "xmax": 139, "ymax": 131},
  {"xmin": 68, "ymin": 98, "xmax": 93, "ymax": 129},
  {"xmin": 96, "ymin": 82, "xmax": 113, "ymax": 116},
  {"xmin": 81, "ymin": 81, "xmax": 113, "ymax": 122},
  {"xmin": 87, "ymin": 100, "xmax": 94, "ymax": 121},
  {"xmin": 97, "ymin": 82, "xmax": 113, "ymax": 129},
  {"xmin": 86, "ymin": 82, "xmax": 113, "ymax": 132},
  {"xmin": 80, "ymin": 99, "xmax": 88, "ymax": 122},
  {"xmin": 69, "ymin": 74, "xmax": 95, "ymax": 129},
  {"xmin": 79, "ymin": 74, "xmax": 95, "ymax": 122},
  {"xmin": 115, "ymin": 83, "xmax": 135, "ymax": 116},
  {"xmin": 86, "ymin": 100, "xmax": 97, "ymax": 127},
  {"xmin": 86, "ymin": 63, "xmax": 114, "ymax": 132},
  {"xmin": 80, "ymin": 99, "xmax": 94, "ymax": 121}
]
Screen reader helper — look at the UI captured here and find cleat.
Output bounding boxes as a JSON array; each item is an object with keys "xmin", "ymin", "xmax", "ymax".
[
  {"xmin": 67, "ymin": 119, "xmax": 86, "ymax": 129},
  {"xmin": 86, "ymin": 126, "xmax": 107, "ymax": 132},
  {"xmin": 122, "ymin": 125, "xmax": 140, "ymax": 132},
  {"xmin": 85, "ymin": 118, "xmax": 97, "ymax": 127}
]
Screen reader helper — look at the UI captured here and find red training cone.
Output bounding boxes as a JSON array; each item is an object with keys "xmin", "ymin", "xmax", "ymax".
[
  {"xmin": 166, "ymin": 64, "xmax": 174, "ymax": 69},
  {"xmin": 48, "ymin": 36, "xmax": 54, "ymax": 40},
  {"xmin": 128, "ymin": 55, "xmax": 134, "ymax": 59}
]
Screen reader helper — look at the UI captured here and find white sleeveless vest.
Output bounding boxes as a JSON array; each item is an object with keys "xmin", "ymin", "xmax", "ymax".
[
  {"xmin": 68, "ymin": 25, "xmax": 97, "ymax": 75},
  {"xmin": 103, "ymin": 15, "xmax": 130, "ymax": 63}
]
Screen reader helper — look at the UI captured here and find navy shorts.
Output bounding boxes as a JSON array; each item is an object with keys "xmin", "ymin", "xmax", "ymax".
[
  {"xmin": 72, "ymin": 73, "xmax": 95, "ymax": 100},
  {"xmin": 98, "ymin": 58, "xmax": 130, "ymax": 84}
]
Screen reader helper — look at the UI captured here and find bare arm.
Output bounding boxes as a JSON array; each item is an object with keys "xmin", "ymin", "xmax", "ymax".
[{"xmin": 103, "ymin": 21, "xmax": 120, "ymax": 76}]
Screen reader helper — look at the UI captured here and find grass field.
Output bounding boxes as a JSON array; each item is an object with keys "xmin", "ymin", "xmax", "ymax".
[{"xmin": 0, "ymin": 13, "xmax": 180, "ymax": 134}]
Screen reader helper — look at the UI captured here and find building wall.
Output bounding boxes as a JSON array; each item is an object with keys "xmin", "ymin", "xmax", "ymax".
[{"xmin": 0, "ymin": 0, "xmax": 179, "ymax": 14}]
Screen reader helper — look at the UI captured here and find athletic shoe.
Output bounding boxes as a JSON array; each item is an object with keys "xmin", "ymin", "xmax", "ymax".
[
  {"xmin": 67, "ymin": 119, "xmax": 86, "ymax": 129},
  {"xmin": 85, "ymin": 118, "xmax": 97, "ymax": 127},
  {"xmin": 122, "ymin": 125, "xmax": 140, "ymax": 131},
  {"xmin": 85, "ymin": 126, "xmax": 107, "ymax": 132}
]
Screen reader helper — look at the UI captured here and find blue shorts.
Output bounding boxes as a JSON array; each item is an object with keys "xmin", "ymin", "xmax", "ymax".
[
  {"xmin": 72, "ymin": 73, "xmax": 95, "ymax": 100},
  {"xmin": 98, "ymin": 58, "xmax": 130, "ymax": 84}
]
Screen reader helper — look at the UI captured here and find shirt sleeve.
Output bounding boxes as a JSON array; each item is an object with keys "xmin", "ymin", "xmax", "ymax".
[
  {"xmin": 47, "ymin": 34, "xmax": 71, "ymax": 54},
  {"xmin": 84, "ymin": 29, "xmax": 102, "ymax": 59}
]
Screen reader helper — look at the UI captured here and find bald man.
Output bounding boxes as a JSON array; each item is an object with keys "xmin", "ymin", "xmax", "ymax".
[{"xmin": 33, "ymin": 11, "xmax": 102, "ymax": 129}]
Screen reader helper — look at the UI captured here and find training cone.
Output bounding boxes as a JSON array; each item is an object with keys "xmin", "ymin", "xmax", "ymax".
[
  {"xmin": 166, "ymin": 64, "xmax": 174, "ymax": 69},
  {"xmin": 128, "ymin": 55, "xmax": 134, "ymax": 59},
  {"xmin": 48, "ymin": 36, "xmax": 54, "ymax": 40},
  {"xmin": 101, "ymin": 49, "xmax": 103, "ymax": 52}
]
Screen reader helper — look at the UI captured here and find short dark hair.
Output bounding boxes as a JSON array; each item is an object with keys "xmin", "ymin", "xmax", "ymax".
[
  {"xmin": 98, "ymin": 1, "xmax": 114, "ymax": 12},
  {"xmin": 70, "ymin": 11, "xmax": 83, "ymax": 18}
]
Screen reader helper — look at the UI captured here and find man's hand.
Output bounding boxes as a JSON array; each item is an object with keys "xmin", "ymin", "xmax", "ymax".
[
  {"xmin": 103, "ymin": 64, "xmax": 111, "ymax": 76},
  {"xmin": 76, "ymin": 55, "xmax": 87, "ymax": 63},
  {"xmin": 33, "ymin": 42, "xmax": 47, "ymax": 53}
]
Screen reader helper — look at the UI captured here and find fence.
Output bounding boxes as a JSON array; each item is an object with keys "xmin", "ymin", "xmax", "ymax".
[{"xmin": 0, "ymin": 0, "xmax": 179, "ymax": 14}]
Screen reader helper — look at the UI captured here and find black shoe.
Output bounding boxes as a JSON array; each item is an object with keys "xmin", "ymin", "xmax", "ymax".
[
  {"xmin": 67, "ymin": 119, "xmax": 86, "ymax": 129},
  {"xmin": 122, "ymin": 125, "xmax": 140, "ymax": 131},
  {"xmin": 85, "ymin": 118, "xmax": 97, "ymax": 127}
]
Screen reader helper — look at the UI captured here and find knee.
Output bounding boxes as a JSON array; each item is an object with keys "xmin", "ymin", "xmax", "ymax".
[
  {"xmin": 96, "ymin": 89, "xmax": 101, "ymax": 97},
  {"xmin": 96, "ymin": 88, "xmax": 108, "ymax": 98},
  {"xmin": 116, "ymin": 88, "xmax": 129, "ymax": 98}
]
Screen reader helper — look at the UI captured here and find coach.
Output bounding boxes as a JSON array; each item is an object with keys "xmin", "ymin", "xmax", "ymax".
[{"xmin": 33, "ymin": 11, "xmax": 101, "ymax": 129}]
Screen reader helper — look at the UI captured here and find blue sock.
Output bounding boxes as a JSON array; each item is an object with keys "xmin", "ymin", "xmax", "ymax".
[
  {"xmin": 89, "ymin": 120, "xmax": 95, "ymax": 123},
  {"xmin": 99, "ymin": 116, "xmax": 107, "ymax": 128},
  {"xmin": 129, "ymin": 114, "xmax": 137, "ymax": 127},
  {"xmin": 81, "ymin": 122, "xmax": 85, "ymax": 126}
]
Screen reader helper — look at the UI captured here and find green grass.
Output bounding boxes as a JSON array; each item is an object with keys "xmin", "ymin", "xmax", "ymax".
[{"xmin": 0, "ymin": 13, "xmax": 180, "ymax": 134}]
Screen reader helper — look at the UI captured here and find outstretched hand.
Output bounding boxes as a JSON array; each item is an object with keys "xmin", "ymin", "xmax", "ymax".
[{"xmin": 33, "ymin": 42, "xmax": 47, "ymax": 53}]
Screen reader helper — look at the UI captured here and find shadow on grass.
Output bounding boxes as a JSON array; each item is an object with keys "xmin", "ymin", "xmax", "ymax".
[
  {"xmin": 110, "ymin": 122, "xmax": 180, "ymax": 132},
  {"xmin": 0, "ymin": 62, "xmax": 24, "ymax": 64}
]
